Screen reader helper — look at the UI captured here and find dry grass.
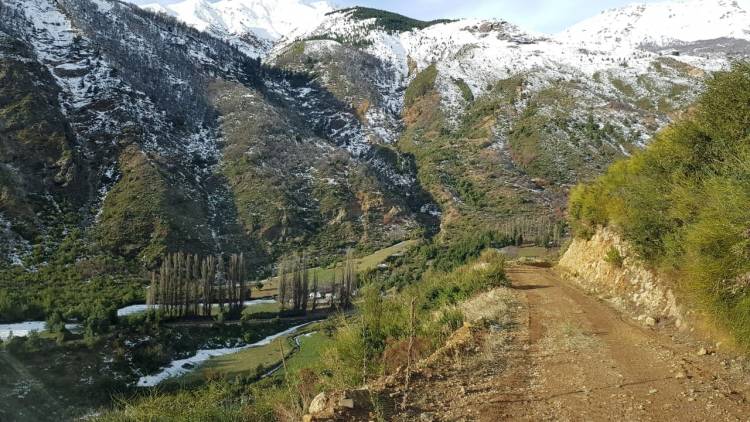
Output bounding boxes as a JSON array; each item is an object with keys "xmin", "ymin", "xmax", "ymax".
[{"xmin": 460, "ymin": 287, "xmax": 516, "ymax": 325}]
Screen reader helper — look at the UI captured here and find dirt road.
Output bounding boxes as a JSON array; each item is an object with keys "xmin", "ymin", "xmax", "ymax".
[{"xmin": 402, "ymin": 265, "xmax": 750, "ymax": 421}]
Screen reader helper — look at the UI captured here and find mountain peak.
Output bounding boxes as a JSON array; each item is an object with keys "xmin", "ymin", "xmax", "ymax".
[
  {"xmin": 140, "ymin": 0, "xmax": 335, "ymax": 52},
  {"xmin": 559, "ymin": 0, "xmax": 750, "ymax": 49}
]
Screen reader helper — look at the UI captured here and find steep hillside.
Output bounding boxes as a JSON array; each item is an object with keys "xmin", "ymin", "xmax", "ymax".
[
  {"xmin": 126, "ymin": 1, "xmax": 750, "ymax": 241},
  {"xmin": 0, "ymin": 0, "xmax": 428, "ymax": 320},
  {"xmin": 269, "ymin": 4, "xmax": 730, "ymax": 238},
  {"xmin": 140, "ymin": 0, "xmax": 335, "ymax": 56}
]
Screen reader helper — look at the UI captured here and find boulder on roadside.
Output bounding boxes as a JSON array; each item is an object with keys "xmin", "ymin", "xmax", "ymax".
[
  {"xmin": 308, "ymin": 392, "xmax": 332, "ymax": 418},
  {"xmin": 307, "ymin": 388, "xmax": 376, "ymax": 420}
]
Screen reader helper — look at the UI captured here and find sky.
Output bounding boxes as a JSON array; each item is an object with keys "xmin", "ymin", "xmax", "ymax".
[{"xmin": 130, "ymin": 0, "xmax": 663, "ymax": 33}]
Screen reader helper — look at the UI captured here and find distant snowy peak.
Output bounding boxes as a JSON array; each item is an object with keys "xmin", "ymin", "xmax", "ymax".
[
  {"xmin": 140, "ymin": 0, "xmax": 334, "ymax": 54},
  {"xmin": 559, "ymin": 0, "xmax": 750, "ymax": 49}
]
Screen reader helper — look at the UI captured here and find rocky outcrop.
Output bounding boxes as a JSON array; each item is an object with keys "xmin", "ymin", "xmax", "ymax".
[{"xmin": 558, "ymin": 227, "xmax": 687, "ymax": 329}]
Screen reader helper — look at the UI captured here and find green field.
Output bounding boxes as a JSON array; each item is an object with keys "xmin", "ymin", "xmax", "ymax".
[
  {"xmin": 285, "ymin": 331, "xmax": 331, "ymax": 372},
  {"xmin": 256, "ymin": 240, "xmax": 418, "ymax": 296},
  {"xmin": 172, "ymin": 325, "xmax": 329, "ymax": 384},
  {"xmin": 241, "ymin": 302, "xmax": 280, "ymax": 319}
]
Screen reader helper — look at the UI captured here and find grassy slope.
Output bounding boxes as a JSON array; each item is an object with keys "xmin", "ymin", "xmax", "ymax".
[{"xmin": 173, "ymin": 326, "xmax": 329, "ymax": 385}]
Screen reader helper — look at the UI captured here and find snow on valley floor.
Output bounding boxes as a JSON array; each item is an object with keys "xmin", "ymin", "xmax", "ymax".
[
  {"xmin": 0, "ymin": 299, "xmax": 279, "ymax": 339},
  {"xmin": 136, "ymin": 321, "xmax": 315, "ymax": 387},
  {"xmin": 0, "ymin": 322, "xmax": 81, "ymax": 340},
  {"xmin": 116, "ymin": 298, "xmax": 278, "ymax": 317}
]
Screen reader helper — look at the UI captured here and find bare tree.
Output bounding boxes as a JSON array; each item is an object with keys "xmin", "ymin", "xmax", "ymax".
[{"xmin": 310, "ymin": 270, "xmax": 319, "ymax": 312}]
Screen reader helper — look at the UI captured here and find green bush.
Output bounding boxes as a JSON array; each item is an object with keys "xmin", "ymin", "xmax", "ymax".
[
  {"xmin": 568, "ymin": 62, "xmax": 750, "ymax": 348},
  {"xmin": 604, "ymin": 247, "xmax": 624, "ymax": 268},
  {"xmin": 97, "ymin": 382, "xmax": 244, "ymax": 422}
]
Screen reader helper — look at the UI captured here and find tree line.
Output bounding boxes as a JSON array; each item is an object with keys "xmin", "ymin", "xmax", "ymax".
[
  {"xmin": 146, "ymin": 252, "xmax": 248, "ymax": 318},
  {"xmin": 277, "ymin": 250, "xmax": 357, "ymax": 313},
  {"xmin": 497, "ymin": 216, "xmax": 566, "ymax": 247}
]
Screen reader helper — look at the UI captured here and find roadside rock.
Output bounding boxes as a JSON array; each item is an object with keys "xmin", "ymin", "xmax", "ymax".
[
  {"xmin": 559, "ymin": 227, "xmax": 686, "ymax": 330},
  {"xmin": 338, "ymin": 398, "xmax": 354, "ymax": 409},
  {"xmin": 307, "ymin": 389, "xmax": 372, "ymax": 420},
  {"xmin": 308, "ymin": 392, "xmax": 332, "ymax": 418}
]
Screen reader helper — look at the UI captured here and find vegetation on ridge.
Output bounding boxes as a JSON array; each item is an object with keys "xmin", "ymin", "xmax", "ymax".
[
  {"xmin": 569, "ymin": 62, "xmax": 750, "ymax": 348},
  {"xmin": 334, "ymin": 7, "xmax": 455, "ymax": 32}
]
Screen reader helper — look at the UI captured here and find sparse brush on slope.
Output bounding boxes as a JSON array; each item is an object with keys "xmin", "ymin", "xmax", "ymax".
[
  {"xmin": 569, "ymin": 62, "xmax": 750, "ymax": 348},
  {"xmin": 95, "ymin": 247, "xmax": 508, "ymax": 421}
]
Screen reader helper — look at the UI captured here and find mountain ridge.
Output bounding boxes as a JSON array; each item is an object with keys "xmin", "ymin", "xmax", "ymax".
[
  {"xmin": 559, "ymin": 0, "xmax": 750, "ymax": 52},
  {"xmin": 140, "ymin": 0, "xmax": 336, "ymax": 56},
  {"xmin": 1, "ymin": 0, "xmax": 749, "ymax": 320}
]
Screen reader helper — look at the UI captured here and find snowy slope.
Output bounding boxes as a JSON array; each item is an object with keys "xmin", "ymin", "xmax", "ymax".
[
  {"xmin": 0, "ymin": 0, "xmax": 428, "ymax": 267},
  {"xmin": 269, "ymin": 3, "xmax": 745, "ymax": 205},
  {"xmin": 139, "ymin": 0, "xmax": 335, "ymax": 56},
  {"xmin": 281, "ymin": 8, "xmax": 723, "ymax": 113},
  {"xmin": 559, "ymin": 0, "xmax": 750, "ymax": 49}
]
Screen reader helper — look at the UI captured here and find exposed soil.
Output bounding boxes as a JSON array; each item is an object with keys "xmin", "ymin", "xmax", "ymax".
[{"xmin": 387, "ymin": 265, "xmax": 750, "ymax": 421}]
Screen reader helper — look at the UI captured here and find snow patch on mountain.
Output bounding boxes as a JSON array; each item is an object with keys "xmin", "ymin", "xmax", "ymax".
[
  {"xmin": 559, "ymin": 0, "xmax": 750, "ymax": 50},
  {"xmin": 138, "ymin": 0, "xmax": 335, "ymax": 56}
]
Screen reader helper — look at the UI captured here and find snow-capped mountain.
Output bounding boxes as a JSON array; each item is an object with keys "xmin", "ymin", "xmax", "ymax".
[
  {"xmin": 265, "ymin": 1, "xmax": 750, "ymax": 237},
  {"xmin": 270, "ymin": 5, "xmax": 723, "ymax": 148},
  {"xmin": 139, "ymin": 0, "xmax": 335, "ymax": 56},
  {"xmin": 2, "ymin": 0, "xmax": 750, "ymax": 271},
  {"xmin": 0, "ymin": 0, "xmax": 426, "ymax": 269},
  {"xmin": 559, "ymin": 0, "xmax": 750, "ymax": 50}
]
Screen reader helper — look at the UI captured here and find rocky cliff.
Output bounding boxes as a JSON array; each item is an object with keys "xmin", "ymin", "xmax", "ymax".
[{"xmin": 558, "ymin": 227, "xmax": 687, "ymax": 329}]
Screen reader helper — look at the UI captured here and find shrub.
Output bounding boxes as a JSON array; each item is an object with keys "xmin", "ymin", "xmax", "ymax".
[
  {"xmin": 320, "ymin": 248, "xmax": 506, "ymax": 389},
  {"xmin": 604, "ymin": 247, "xmax": 625, "ymax": 268}
]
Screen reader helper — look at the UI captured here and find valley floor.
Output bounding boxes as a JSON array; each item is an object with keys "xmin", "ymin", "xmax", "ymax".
[{"xmin": 394, "ymin": 265, "xmax": 750, "ymax": 421}]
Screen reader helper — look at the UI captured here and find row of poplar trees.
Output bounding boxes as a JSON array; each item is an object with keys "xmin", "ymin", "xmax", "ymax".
[
  {"xmin": 277, "ymin": 250, "xmax": 357, "ymax": 313},
  {"xmin": 497, "ymin": 216, "xmax": 566, "ymax": 247},
  {"xmin": 146, "ymin": 252, "xmax": 248, "ymax": 318}
]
